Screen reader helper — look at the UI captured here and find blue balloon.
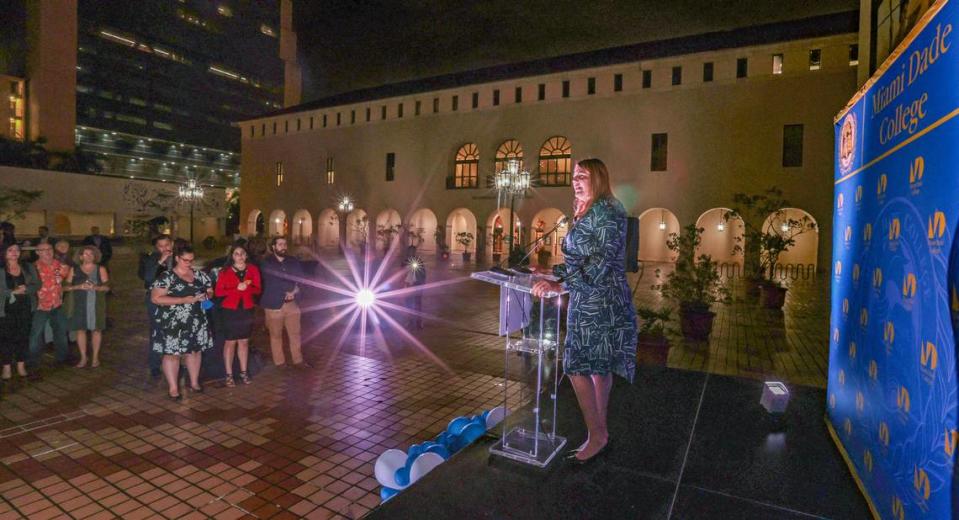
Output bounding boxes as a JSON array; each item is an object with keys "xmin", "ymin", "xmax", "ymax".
[
  {"xmin": 394, "ymin": 467, "xmax": 410, "ymax": 487},
  {"xmin": 460, "ymin": 422, "xmax": 486, "ymax": 445},
  {"xmin": 424, "ymin": 443, "xmax": 450, "ymax": 460},
  {"xmin": 435, "ymin": 432, "xmax": 450, "ymax": 447},
  {"xmin": 447, "ymin": 416, "xmax": 470, "ymax": 435},
  {"xmin": 480, "ymin": 410, "xmax": 490, "ymax": 422},
  {"xmin": 408, "ymin": 444, "xmax": 424, "ymax": 459},
  {"xmin": 381, "ymin": 487, "xmax": 400, "ymax": 501}
]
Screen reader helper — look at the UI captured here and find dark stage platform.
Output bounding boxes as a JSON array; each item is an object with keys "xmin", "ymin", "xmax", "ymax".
[{"xmin": 367, "ymin": 367, "xmax": 870, "ymax": 519}]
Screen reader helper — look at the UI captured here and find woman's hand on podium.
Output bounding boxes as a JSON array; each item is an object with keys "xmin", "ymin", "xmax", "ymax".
[{"xmin": 532, "ymin": 279, "xmax": 563, "ymax": 298}]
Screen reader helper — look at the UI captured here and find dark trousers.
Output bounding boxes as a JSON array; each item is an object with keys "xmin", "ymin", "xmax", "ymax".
[
  {"xmin": 405, "ymin": 291, "xmax": 424, "ymax": 328},
  {"xmin": 28, "ymin": 306, "xmax": 69, "ymax": 367},
  {"xmin": 146, "ymin": 301, "xmax": 162, "ymax": 375}
]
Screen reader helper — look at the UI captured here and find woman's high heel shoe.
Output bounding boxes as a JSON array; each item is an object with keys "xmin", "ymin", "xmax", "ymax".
[{"xmin": 568, "ymin": 439, "xmax": 612, "ymax": 465}]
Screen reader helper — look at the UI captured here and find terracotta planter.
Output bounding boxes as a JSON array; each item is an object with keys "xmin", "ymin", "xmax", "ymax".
[
  {"xmin": 744, "ymin": 277, "xmax": 763, "ymax": 297},
  {"xmin": 679, "ymin": 309, "xmax": 715, "ymax": 341},
  {"xmin": 760, "ymin": 284, "xmax": 788, "ymax": 309},
  {"xmin": 637, "ymin": 334, "xmax": 669, "ymax": 366}
]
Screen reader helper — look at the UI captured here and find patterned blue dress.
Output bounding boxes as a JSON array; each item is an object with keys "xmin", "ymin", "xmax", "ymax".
[{"xmin": 553, "ymin": 198, "xmax": 637, "ymax": 382}]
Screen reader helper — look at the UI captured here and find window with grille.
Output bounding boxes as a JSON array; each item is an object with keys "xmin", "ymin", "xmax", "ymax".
[
  {"xmin": 453, "ymin": 143, "xmax": 479, "ymax": 188},
  {"xmin": 326, "ymin": 157, "xmax": 334, "ymax": 184},
  {"xmin": 494, "ymin": 139, "xmax": 524, "ymax": 176},
  {"xmin": 538, "ymin": 136, "xmax": 572, "ymax": 186}
]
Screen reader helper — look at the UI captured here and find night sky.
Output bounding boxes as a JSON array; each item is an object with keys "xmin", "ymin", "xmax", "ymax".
[{"xmin": 294, "ymin": 0, "xmax": 859, "ymax": 101}]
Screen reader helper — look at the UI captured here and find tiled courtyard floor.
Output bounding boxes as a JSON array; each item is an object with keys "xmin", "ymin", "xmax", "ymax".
[{"xmin": 0, "ymin": 248, "xmax": 831, "ymax": 519}]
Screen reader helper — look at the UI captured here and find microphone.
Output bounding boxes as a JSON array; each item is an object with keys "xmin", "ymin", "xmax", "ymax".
[{"xmin": 491, "ymin": 216, "xmax": 569, "ymax": 275}]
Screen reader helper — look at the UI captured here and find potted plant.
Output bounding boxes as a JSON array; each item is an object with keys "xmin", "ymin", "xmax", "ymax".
[
  {"xmin": 434, "ymin": 227, "xmax": 449, "ymax": 260},
  {"xmin": 377, "ymin": 223, "xmax": 401, "ymax": 255},
  {"xmin": 455, "ymin": 231, "xmax": 474, "ymax": 262},
  {"xmin": 654, "ymin": 225, "xmax": 729, "ymax": 341},
  {"xmin": 724, "ymin": 188, "xmax": 817, "ymax": 308},
  {"xmin": 636, "ymin": 305, "xmax": 671, "ymax": 365},
  {"xmin": 491, "ymin": 228, "xmax": 504, "ymax": 263}
]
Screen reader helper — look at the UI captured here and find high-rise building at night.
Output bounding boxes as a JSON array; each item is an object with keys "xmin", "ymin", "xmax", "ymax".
[{"xmin": 2, "ymin": 0, "xmax": 287, "ymax": 189}]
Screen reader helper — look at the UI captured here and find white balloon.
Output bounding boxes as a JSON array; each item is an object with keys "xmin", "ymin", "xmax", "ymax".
[
  {"xmin": 486, "ymin": 406, "xmax": 506, "ymax": 430},
  {"xmin": 409, "ymin": 452, "xmax": 445, "ymax": 484},
  {"xmin": 374, "ymin": 449, "xmax": 409, "ymax": 489}
]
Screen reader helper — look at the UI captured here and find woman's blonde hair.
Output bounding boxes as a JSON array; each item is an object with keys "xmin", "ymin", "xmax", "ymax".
[
  {"xmin": 574, "ymin": 158, "xmax": 614, "ymax": 218},
  {"xmin": 73, "ymin": 245, "xmax": 102, "ymax": 265}
]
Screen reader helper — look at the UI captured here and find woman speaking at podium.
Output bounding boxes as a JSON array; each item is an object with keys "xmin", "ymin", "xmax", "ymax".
[{"xmin": 532, "ymin": 158, "xmax": 637, "ymax": 465}]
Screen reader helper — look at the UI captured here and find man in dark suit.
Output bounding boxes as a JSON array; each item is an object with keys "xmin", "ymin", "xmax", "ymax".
[
  {"xmin": 138, "ymin": 234, "xmax": 173, "ymax": 381},
  {"xmin": 82, "ymin": 226, "xmax": 113, "ymax": 267}
]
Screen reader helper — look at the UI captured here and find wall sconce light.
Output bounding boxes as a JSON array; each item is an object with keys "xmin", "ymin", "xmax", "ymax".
[{"xmin": 781, "ymin": 222, "xmax": 789, "ymax": 233}]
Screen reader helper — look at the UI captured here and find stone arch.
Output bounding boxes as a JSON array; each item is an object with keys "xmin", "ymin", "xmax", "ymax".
[
  {"xmin": 530, "ymin": 208, "xmax": 568, "ymax": 263},
  {"xmin": 763, "ymin": 208, "xmax": 819, "ymax": 270},
  {"xmin": 246, "ymin": 209, "xmax": 263, "ymax": 236},
  {"xmin": 637, "ymin": 208, "xmax": 680, "ymax": 262},
  {"xmin": 485, "ymin": 208, "xmax": 521, "ymax": 257},
  {"xmin": 291, "ymin": 209, "xmax": 313, "ymax": 245},
  {"xmin": 695, "ymin": 207, "xmax": 743, "ymax": 266},
  {"xmin": 346, "ymin": 209, "xmax": 369, "ymax": 249},
  {"xmin": 407, "ymin": 208, "xmax": 438, "ymax": 253},
  {"xmin": 317, "ymin": 209, "xmax": 339, "ymax": 249},
  {"xmin": 375, "ymin": 208, "xmax": 403, "ymax": 254},
  {"xmin": 268, "ymin": 209, "xmax": 287, "ymax": 237},
  {"xmin": 446, "ymin": 208, "xmax": 478, "ymax": 255}
]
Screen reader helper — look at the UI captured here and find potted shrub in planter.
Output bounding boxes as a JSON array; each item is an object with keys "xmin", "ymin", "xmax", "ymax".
[
  {"xmin": 636, "ymin": 305, "xmax": 671, "ymax": 365},
  {"xmin": 724, "ymin": 188, "xmax": 817, "ymax": 308},
  {"xmin": 655, "ymin": 225, "xmax": 729, "ymax": 341},
  {"xmin": 456, "ymin": 231, "xmax": 474, "ymax": 262},
  {"xmin": 377, "ymin": 223, "xmax": 401, "ymax": 255}
]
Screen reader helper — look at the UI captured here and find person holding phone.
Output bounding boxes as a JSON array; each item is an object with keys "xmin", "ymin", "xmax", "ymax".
[
  {"xmin": 214, "ymin": 243, "xmax": 261, "ymax": 386},
  {"xmin": 1, "ymin": 242, "xmax": 40, "ymax": 383},
  {"xmin": 64, "ymin": 245, "xmax": 109, "ymax": 368},
  {"xmin": 150, "ymin": 244, "xmax": 213, "ymax": 400}
]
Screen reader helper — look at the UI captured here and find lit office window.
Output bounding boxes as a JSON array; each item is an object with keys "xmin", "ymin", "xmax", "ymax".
[
  {"xmin": 326, "ymin": 157, "xmax": 335, "ymax": 184},
  {"xmin": 275, "ymin": 161, "xmax": 284, "ymax": 187},
  {"xmin": 772, "ymin": 54, "xmax": 784, "ymax": 74},
  {"xmin": 494, "ymin": 139, "xmax": 524, "ymax": 175},
  {"xmin": 453, "ymin": 143, "xmax": 479, "ymax": 188},
  {"xmin": 538, "ymin": 136, "xmax": 572, "ymax": 186}
]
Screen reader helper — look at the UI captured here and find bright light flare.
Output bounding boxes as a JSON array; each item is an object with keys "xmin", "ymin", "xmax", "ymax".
[{"xmin": 356, "ymin": 288, "xmax": 376, "ymax": 308}]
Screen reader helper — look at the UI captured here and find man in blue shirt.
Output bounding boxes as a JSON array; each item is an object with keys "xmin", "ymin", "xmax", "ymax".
[{"xmin": 261, "ymin": 237, "xmax": 309, "ymax": 368}]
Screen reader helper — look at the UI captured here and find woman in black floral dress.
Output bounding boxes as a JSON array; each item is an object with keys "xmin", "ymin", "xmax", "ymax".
[{"xmin": 150, "ymin": 244, "xmax": 213, "ymax": 400}]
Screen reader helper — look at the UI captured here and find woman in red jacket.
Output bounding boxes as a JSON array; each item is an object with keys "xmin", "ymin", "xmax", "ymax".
[{"xmin": 215, "ymin": 244, "xmax": 262, "ymax": 386}]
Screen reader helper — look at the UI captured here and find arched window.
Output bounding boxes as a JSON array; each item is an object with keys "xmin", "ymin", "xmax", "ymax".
[
  {"xmin": 538, "ymin": 136, "xmax": 572, "ymax": 186},
  {"xmin": 453, "ymin": 143, "xmax": 479, "ymax": 188},
  {"xmin": 494, "ymin": 139, "xmax": 524, "ymax": 175}
]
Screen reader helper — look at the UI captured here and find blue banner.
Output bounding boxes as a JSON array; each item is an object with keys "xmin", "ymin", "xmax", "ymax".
[{"xmin": 829, "ymin": 2, "xmax": 959, "ymax": 518}]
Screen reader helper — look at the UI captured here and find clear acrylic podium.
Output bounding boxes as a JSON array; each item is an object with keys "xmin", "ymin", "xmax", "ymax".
[{"xmin": 471, "ymin": 270, "xmax": 567, "ymax": 467}]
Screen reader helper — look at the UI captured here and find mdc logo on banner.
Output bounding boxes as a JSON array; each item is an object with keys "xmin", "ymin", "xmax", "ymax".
[
  {"xmin": 928, "ymin": 210, "xmax": 946, "ymax": 253},
  {"xmin": 914, "ymin": 465, "xmax": 931, "ymax": 504},
  {"xmin": 903, "ymin": 273, "xmax": 918, "ymax": 299},
  {"xmin": 852, "ymin": 264, "xmax": 861, "ymax": 284},
  {"xmin": 898, "ymin": 386, "xmax": 912, "ymax": 419},
  {"xmin": 888, "ymin": 217, "xmax": 902, "ymax": 251},
  {"xmin": 921, "ymin": 341, "xmax": 938, "ymax": 384},
  {"xmin": 856, "ymin": 391, "xmax": 865, "ymax": 412},
  {"xmin": 863, "ymin": 223, "xmax": 873, "ymax": 243},
  {"xmin": 869, "ymin": 360, "xmax": 879, "ymax": 380},
  {"xmin": 873, "ymin": 268, "xmax": 883, "ymax": 289},
  {"xmin": 864, "ymin": 450, "xmax": 874, "ymax": 473},
  {"xmin": 856, "ymin": 185, "xmax": 864, "ymax": 204},
  {"xmin": 860, "ymin": 308, "xmax": 869, "ymax": 327},
  {"xmin": 884, "ymin": 321, "xmax": 895, "ymax": 353},
  {"xmin": 845, "ymin": 226, "xmax": 853, "ymax": 244},
  {"xmin": 909, "ymin": 155, "xmax": 925, "ymax": 195},
  {"xmin": 877, "ymin": 173, "xmax": 888, "ymax": 199},
  {"xmin": 946, "ymin": 429, "xmax": 959, "ymax": 456},
  {"xmin": 879, "ymin": 421, "xmax": 890, "ymax": 447},
  {"xmin": 849, "ymin": 341, "xmax": 857, "ymax": 359},
  {"xmin": 892, "ymin": 496, "xmax": 905, "ymax": 520}
]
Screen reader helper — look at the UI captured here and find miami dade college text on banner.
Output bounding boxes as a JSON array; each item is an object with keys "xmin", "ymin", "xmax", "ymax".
[{"xmin": 829, "ymin": 1, "xmax": 959, "ymax": 518}]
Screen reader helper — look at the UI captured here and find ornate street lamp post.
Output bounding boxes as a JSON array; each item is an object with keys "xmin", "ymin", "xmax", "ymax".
[
  {"xmin": 337, "ymin": 196, "xmax": 354, "ymax": 252},
  {"xmin": 494, "ymin": 159, "xmax": 531, "ymax": 258},
  {"xmin": 178, "ymin": 178, "xmax": 204, "ymax": 244}
]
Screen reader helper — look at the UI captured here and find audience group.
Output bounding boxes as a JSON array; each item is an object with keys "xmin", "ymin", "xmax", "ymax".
[{"xmin": 0, "ymin": 221, "xmax": 309, "ymax": 400}]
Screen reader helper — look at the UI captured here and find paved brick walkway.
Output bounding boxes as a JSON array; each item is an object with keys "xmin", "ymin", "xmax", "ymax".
[{"xmin": 0, "ymin": 249, "xmax": 830, "ymax": 518}]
